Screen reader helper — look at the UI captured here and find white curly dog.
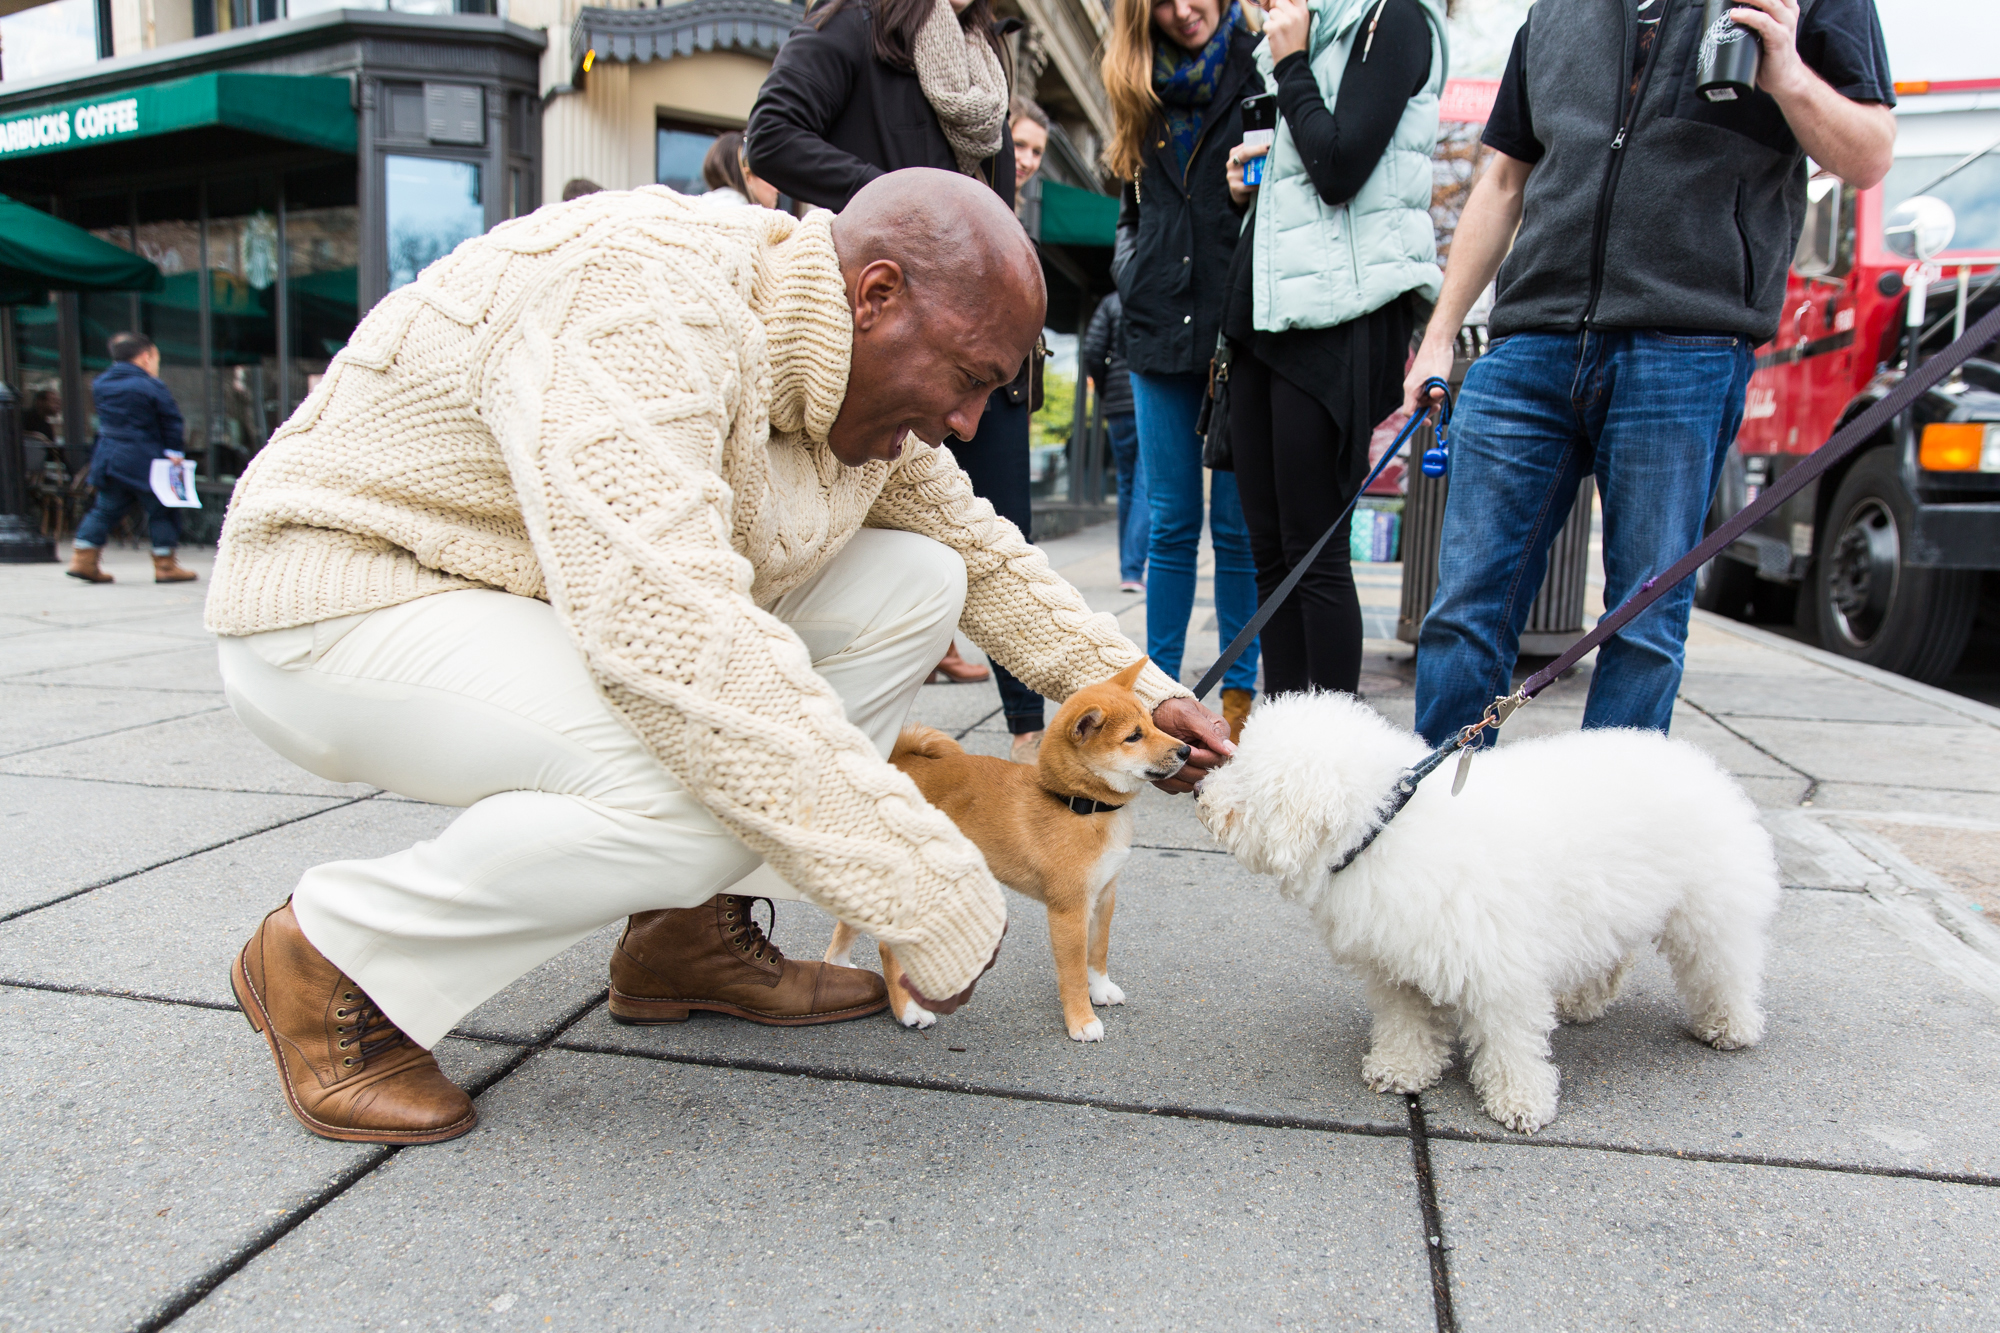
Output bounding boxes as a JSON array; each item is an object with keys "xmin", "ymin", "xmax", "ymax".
[{"xmin": 1196, "ymin": 692, "xmax": 1780, "ymax": 1134}]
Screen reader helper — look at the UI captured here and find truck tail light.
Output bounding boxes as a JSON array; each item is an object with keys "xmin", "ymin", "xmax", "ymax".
[{"xmin": 1918, "ymin": 423, "xmax": 2000, "ymax": 472}]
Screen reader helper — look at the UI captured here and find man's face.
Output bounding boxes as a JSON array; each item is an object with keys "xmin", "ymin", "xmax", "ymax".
[
  {"xmin": 829, "ymin": 259, "xmax": 1043, "ymax": 468},
  {"xmin": 135, "ymin": 348, "xmax": 161, "ymax": 378},
  {"xmin": 1012, "ymin": 117, "xmax": 1048, "ymax": 188}
]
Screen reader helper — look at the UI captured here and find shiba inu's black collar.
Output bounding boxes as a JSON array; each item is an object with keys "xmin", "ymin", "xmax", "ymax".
[{"xmin": 1051, "ymin": 791, "xmax": 1124, "ymax": 816}]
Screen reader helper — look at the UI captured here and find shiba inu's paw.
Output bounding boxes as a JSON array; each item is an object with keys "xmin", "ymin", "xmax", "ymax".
[
  {"xmin": 825, "ymin": 946, "xmax": 854, "ymax": 968},
  {"xmin": 895, "ymin": 998, "xmax": 938, "ymax": 1030},
  {"xmin": 1069, "ymin": 1017, "xmax": 1106, "ymax": 1041},
  {"xmin": 1088, "ymin": 970, "xmax": 1125, "ymax": 1006}
]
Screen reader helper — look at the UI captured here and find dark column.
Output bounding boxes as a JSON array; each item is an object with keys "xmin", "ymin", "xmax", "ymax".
[{"xmin": 0, "ymin": 382, "xmax": 58, "ymax": 563}]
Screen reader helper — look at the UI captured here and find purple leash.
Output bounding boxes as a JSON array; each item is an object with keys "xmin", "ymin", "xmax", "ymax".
[{"xmin": 1325, "ymin": 299, "xmax": 2000, "ymax": 875}]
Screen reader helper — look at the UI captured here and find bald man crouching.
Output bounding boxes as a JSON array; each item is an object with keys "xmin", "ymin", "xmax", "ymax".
[{"xmin": 207, "ymin": 168, "xmax": 1230, "ymax": 1144}]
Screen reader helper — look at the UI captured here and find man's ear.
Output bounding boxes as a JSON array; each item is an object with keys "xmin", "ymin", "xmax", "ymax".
[
  {"xmin": 851, "ymin": 258, "xmax": 905, "ymax": 334},
  {"xmin": 1072, "ymin": 706, "xmax": 1105, "ymax": 742}
]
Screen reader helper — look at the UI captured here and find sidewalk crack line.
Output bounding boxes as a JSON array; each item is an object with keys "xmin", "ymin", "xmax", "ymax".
[{"xmin": 1407, "ymin": 1094, "xmax": 1458, "ymax": 1333}]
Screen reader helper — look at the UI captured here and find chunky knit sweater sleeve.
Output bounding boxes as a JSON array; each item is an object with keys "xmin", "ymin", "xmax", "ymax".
[
  {"xmin": 868, "ymin": 441, "xmax": 1191, "ymax": 711},
  {"xmin": 466, "ymin": 209, "xmax": 1006, "ymax": 1001}
]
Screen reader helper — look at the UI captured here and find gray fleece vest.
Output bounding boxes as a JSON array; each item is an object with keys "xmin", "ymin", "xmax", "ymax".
[{"xmin": 1489, "ymin": 0, "xmax": 1818, "ymax": 343}]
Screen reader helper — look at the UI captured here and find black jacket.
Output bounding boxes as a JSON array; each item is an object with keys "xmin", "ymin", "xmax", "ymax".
[
  {"xmin": 88, "ymin": 360, "xmax": 184, "ymax": 492},
  {"xmin": 1080, "ymin": 292, "xmax": 1134, "ymax": 417},
  {"xmin": 1112, "ymin": 25, "xmax": 1263, "ymax": 378},
  {"xmin": 745, "ymin": 0, "xmax": 1014, "ymax": 212}
]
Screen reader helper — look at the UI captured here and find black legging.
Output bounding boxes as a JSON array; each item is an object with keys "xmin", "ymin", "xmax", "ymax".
[
  {"xmin": 951, "ymin": 391, "xmax": 1046, "ymax": 735},
  {"xmin": 1228, "ymin": 350, "xmax": 1364, "ymax": 696}
]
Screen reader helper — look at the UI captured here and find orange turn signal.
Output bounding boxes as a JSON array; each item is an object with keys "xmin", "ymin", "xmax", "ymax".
[
  {"xmin": 1894, "ymin": 80, "xmax": 1931, "ymax": 96},
  {"xmin": 582, "ymin": 47, "xmax": 596, "ymax": 72},
  {"xmin": 1919, "ymin": 422, "xmax": 1994, "ymax": 471}
]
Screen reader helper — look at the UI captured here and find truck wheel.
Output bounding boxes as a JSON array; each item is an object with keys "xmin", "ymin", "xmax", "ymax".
[
  {"xmin": 1695, "ymin": 553, "xmax": 1760, "ymax": 620},
  {"xmin": 1814, "ymin": 449, "xmax": 1978, "ymax": 682}
]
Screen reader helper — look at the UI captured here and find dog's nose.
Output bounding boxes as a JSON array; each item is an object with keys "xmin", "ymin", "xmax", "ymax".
[{"xmin": 1176, "ymin": 744, "xmax": 1191, "ymax": 761}]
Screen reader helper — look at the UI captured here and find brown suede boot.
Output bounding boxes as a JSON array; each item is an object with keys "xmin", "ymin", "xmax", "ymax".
[
  {"xmin": 153, "ymin": 554, "xmax": 198, "ymax": 583},
  {"xmin": 609, "ymin": 895, "xmax": 889, "ymax": 1026},
  {"xmin": 65, "ymin": 547, "xmax": 113, "ymax": 583},
  {"xmin": 231, "ymin": 901, "xmax": 476, "ymax": 1144},
  {"xmin": 1222, "ymin": 687, "xmax": 1254, "ymax": 746}
]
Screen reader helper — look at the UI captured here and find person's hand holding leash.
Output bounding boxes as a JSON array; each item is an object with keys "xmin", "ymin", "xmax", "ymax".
[{"xmin": 1150, "ymin": 696, "xmax": 1234, "ymax": 793}]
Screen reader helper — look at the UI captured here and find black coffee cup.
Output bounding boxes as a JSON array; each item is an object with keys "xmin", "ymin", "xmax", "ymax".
[{"xmin": 1697, "ymin": 0, "xmax": 1760, "ymax": 102}]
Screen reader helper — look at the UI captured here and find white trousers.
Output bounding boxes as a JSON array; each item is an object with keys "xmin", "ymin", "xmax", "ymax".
[{"xmin": 217, "ymin": 528, "xmax": 967, "ymax": 1048}]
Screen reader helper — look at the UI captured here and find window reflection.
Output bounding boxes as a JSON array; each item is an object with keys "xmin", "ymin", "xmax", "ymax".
[
  {"xmin": 386, "ymin": 155, "xmax": 483, "ymax": 290},
  {"xmin": 657, "ymin": 125, "xmax": 718, "ymax": 196}
]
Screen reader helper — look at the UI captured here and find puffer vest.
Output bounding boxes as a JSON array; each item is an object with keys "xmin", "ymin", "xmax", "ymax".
[{"xmin": 1249, "ymin": 0, "xmax": 1447, "ymax": 332}]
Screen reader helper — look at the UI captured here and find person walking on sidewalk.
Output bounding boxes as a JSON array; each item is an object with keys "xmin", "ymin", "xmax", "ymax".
[
  {"xmin": 211, "ymin": 172, "xmax": 1233, "ymax": 1146},
  {"xmin": 1081, "ymin": 291, "xmax": 1148, "ymax": 593},
  {"xmin": 67, "ymin": 333, "xmax": 198, "ymax": 585},
  {"xmin": 1103, "ymin": 0, "xmax": 1263, "ymax": 742},
  {"xmin": 1404, "ymin": 0, "xmax": 1894, "ymax": 745},
  {"xmin": 1223, "ymin": 0, "xmax": 1447, "ymax": 697},
  {"xmin": 747, "ymin": 0, "xmax": 1051, "ymax": 750}
]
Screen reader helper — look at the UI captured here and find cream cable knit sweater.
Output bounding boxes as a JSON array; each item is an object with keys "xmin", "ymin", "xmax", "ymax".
[{"xmin": 207, "ymin": 187, "xmax": 1189, "ymax": 1000}]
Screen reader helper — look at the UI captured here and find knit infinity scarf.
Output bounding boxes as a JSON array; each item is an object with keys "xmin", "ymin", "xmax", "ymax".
[
  {"xmin": 911, "ymin": 0, "xmax": 1009, "ymax": 175},
  {"xmin": 1152, "ymin": 0, "xmax": 1242, "ymax": 172}
]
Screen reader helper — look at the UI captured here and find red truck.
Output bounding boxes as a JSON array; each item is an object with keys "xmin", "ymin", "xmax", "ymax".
[{"xmin": 1698, "ymin": 82, "xmax": 2000, "ymax": 683}]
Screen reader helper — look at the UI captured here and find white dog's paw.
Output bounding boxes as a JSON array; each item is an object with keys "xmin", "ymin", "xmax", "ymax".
[
  {"xmin": 1088, "ymin": 970, "xmax": 1126, "ymax": 1007},
  {"xmin": 1069, "ymin": 1017, "xmax": 1106, "ymax": 1042},
  {"xmin": 1361, "ymin": 1055, "xmax": 1443, "ymax": 1095},
  {"xmin": 1691, "ymin": 1008, "xmax": 1763, "ymax": 1051},
  {"xmin": 1482, "ymin": 1093, "xmax": 1559, "ymax": 1135},
  {"xmin": 895, "ymin": 998, "xmax": 938, "ymax": 1030}
]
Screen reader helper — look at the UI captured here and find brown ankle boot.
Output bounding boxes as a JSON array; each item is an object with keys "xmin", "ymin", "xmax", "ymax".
[
  {"xmin": 231, "ymin": 901, "xmax": 476, "ymax": 1144},
  {"xmin": 65, "ymin": 547, "xmax": 113, "ymax": 583},
  {"xmin": 1222, "ymin": 687, "xmax": 1254, "ymax": 745},
  {"xmin": 609, "ymin": 895, "xmax": 889, "ymax": 1026},
  {"xmin": 152, "ymin": 554, "xmax": 198, "ymax": 583}
]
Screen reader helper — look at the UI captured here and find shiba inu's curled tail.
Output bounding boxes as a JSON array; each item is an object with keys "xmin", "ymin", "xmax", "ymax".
[{"xmin": 891, "ymin": 725, "xmax": 963, "ymax": 765}]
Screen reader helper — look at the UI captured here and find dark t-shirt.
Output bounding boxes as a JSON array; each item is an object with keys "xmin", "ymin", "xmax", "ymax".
[{"xmin": 1483, "ymin": 0, "xmax": 1895, "ymax": 165}]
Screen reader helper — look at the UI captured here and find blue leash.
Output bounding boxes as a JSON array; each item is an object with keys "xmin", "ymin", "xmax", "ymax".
[{"xmin": 1191, "ymin": 377, "xmax": 1453, "ymax": 703}]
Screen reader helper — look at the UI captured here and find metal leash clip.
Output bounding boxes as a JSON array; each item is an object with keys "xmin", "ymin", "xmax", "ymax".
[{"xmin": 1450, "ymin": 691, "xmax": 1526, "ymax": 795}]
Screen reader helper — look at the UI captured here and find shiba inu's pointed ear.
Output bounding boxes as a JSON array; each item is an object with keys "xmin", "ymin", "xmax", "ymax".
[
  {"xmin": 1110, "ymin": 657, "xmax": 1148, "ymax": 689},
  {"xmin": 1072, "ymin": 706, "xmax": 1106, "ymax": 741}
]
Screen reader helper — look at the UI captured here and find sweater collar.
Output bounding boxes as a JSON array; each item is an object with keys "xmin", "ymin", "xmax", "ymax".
[{"xmin": 755, "ymin": 210, "xmax": 853, "ymax": 445}]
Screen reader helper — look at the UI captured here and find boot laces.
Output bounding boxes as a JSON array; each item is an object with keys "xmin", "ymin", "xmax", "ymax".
[
  {"xmin": 721, "ymin": 895, "xmax": 783, "ymax": 965},
  {"xmin": 333, "ymin": 987, "xmax": 412, "ymax": 1069}
]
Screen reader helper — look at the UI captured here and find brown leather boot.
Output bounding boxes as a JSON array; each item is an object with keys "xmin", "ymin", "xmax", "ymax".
[
  {"xmin": 609, "ymin": 895, "xmax": 889, "ymax": 1026},
  {"xmin": 65, "ymin": 547, "xmax": 113, "ymax": 583},
  {"xmin": 1222, "ymin": 687, "xmax": 1254, "ymax": 745},
  {"xmin": 231, "ymin": 901, "xmax": 476, "ymax": 1144},
  {"xmin": 153, "ymin": 553, "xmax": 198, "ymax": 583}
]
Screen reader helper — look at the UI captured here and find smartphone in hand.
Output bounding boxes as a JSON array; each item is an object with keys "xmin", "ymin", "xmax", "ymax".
[{"xmin": 1239, "ymin": 94, "xmax": 1277, "ymax": 187}]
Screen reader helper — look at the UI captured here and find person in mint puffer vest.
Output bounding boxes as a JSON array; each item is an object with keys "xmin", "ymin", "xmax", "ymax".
[{"xmin": 1221, "ymin": 0, "xmax": 1447, "ymax": 697}]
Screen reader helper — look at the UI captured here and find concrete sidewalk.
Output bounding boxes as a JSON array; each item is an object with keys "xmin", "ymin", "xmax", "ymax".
[{"xmin": 3, "ymin": 529, "xmax": 1998, "ymax": 1332}]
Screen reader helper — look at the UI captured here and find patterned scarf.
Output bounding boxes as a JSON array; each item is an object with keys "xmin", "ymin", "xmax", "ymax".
[
  {"xmin": 911, "ymin": 0, "xmax": 1010, "ymax": 175},
  {"xmin": 1151, "ymin": 1, "xmax": 1242, "ymax": 173}
]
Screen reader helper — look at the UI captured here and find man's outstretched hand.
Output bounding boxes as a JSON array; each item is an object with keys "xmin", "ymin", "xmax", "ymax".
[
  {"xmin": 1150, "ymin": 696, "xmax": 1234, "ymax": 795},
  {"xmin": 899, "ymin": 922, "xmax": 1006, "ymax": 1015}
]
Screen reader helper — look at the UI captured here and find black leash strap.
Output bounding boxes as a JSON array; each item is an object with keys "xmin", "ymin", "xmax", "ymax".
[
  {"xmin": 1518, "ymin": 298, "xmax": 2000, "ymax": 702},
  {"xmin": 1327, "ymin": 302, "xmax": 2000, "ymax": 875},
  {"xmin": 1192, "ymin": 378, "xmax": 1453, "ymax": 701}
]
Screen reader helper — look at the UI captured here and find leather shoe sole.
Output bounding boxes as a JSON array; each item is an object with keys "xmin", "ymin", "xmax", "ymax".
[
  {"xmin": 607, "ymin": 986, "xmax": 889, "ymax": 1027},
  {"xmin": 230, "ymin": 951, "xmax": 478, "ymax": 1145}
]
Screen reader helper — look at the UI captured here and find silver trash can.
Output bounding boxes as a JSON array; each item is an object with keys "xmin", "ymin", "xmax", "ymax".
[{"xmin": 1397, "ymin": 355, "xmax": 1596, "ymax": 655}]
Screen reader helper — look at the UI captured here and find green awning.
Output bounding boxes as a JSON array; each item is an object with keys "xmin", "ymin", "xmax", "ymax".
[
  {"xmin": 1038, "ymin": 178, "xmax": 1119, "ymax": 248},
  {"xmin": 0, "ymin": 72, "xmax": 355, "ymax": 164},
  {"xmin": 0, "ymin": 192, "xmax": 162, "ymax": 304}
]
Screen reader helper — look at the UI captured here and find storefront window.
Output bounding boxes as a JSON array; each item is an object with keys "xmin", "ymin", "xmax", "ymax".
[
  {"xmin": 285, "ymin": 162, "xmax": 359, "ymax": 419},
  {"xmin": 657, "ymin": 124, "xmax": 718, "ymax": 196},
  {"xmin": 205, "ymin": 176, "xmax": 282, "ymax": 477},
  {"xmin": 385, "ymin": 154, "xmax": 483, "ymax": 291},
  {"xmin": 0, "ymin": 0, "xmax": 97, "ymax": 85},
  {"xmin": 134, "ymin": 184, "xmax": 208, "ymax": 461}
]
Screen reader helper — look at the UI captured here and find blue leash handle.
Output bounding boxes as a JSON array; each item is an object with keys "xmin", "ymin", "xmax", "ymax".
[{"xmin": 1191, "ymin": 377, "xmax": 1452, "ymax": 702}]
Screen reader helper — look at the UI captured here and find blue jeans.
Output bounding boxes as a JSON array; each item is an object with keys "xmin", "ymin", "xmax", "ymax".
[
  {"xmin": 1414, "ymin": 330, "xmax": 1754, "ymax": 745},
  {"xmin": 1130, "ymin": 371, "xmax": 1259, "ymax": 694},
  {"xmin": 75, "ymin": 477, "xmax": 180, "ymax": 555},
  {"xmin": 1106, "ymin": 411, "xmax": 1148, "ymax": 585}
]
